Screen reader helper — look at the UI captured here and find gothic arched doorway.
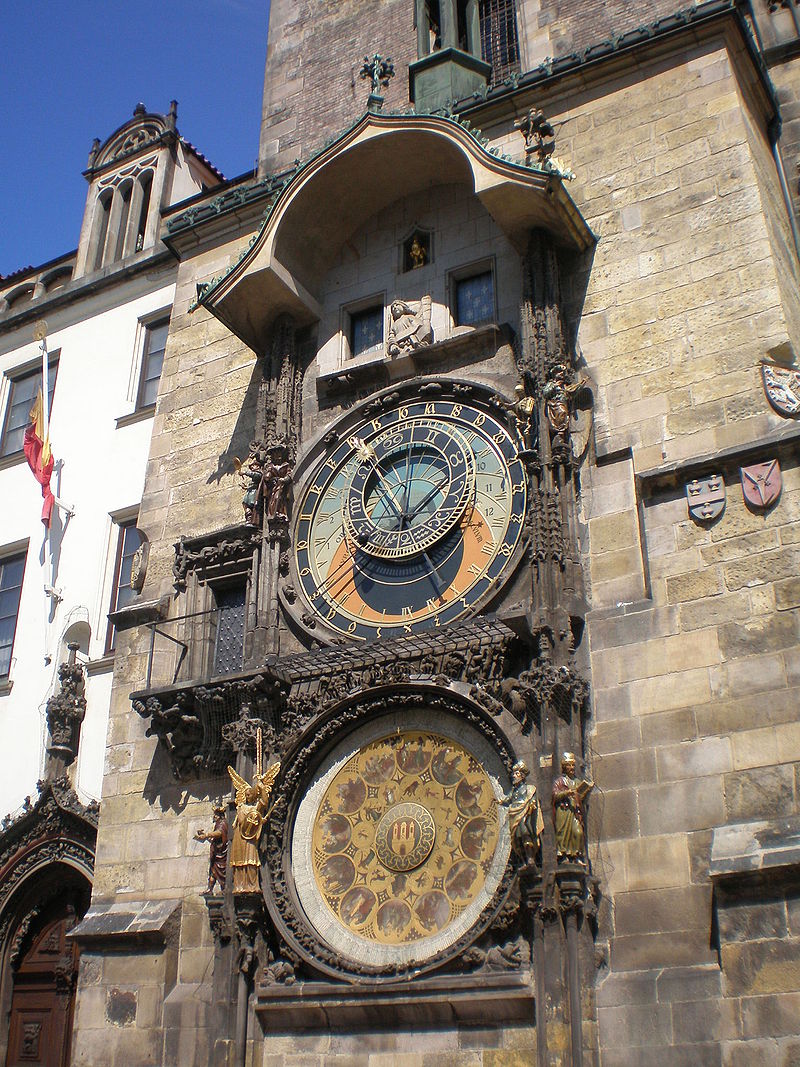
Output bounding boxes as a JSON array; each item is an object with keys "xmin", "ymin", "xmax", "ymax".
[{"xmin": 4, "ymin": 889, "xmax": 87, "ymax": 1067}]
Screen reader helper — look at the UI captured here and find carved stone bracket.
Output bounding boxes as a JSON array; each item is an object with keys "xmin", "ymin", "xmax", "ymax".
[
  {"xmin": 204, "ymin": 892, "xmax": 233, "ymax": 945},
  {"xmin": 45, "ymin": 645, "xmax": 86, "ymax": 768},
  {"xmin": 234, "ymin": 894, "xmax": 264, "ymax": 976}
]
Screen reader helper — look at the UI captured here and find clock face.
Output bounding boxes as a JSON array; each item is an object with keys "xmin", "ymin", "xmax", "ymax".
[
  {"xmin": 291, "ymin": 711, "xmax": 511, "ymax": 968},
  {"xmin": 293, "ymin": 396, "xmax": 527, "ymax": 639}
]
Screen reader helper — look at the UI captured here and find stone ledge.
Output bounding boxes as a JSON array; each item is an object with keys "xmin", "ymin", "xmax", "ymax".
[
  {"xmin": 70, "ymin": 899, "xmax": 181, "ymax": 946},
  {"xmin": 710, "ymin": 816, "xmax": 800, "ymax": 881},
  {"xmin": 108, "ymin": 594, "xmax": 171, "ymax": 632},
  {"xmin": 254, "ymin": 969, "xmax": 534, "ymax": 1028},
  {"xmin": 316, "ymin": 324, "xmax": 512, "ymax": 401}
]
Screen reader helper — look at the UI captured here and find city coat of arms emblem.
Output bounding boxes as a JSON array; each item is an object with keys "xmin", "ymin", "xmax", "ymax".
[
  {"xmin": 686, "ymin": 473, "xmax": 725, "ymax": 522},
  {"xmin": 761, "ymin": 361, "xmax": 800, "ymax": 417},
  {"xmin": 741, "ymin": 460, "xmax": 781, "ymax": 510}
]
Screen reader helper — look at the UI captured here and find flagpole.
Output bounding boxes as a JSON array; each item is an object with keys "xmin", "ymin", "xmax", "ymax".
[{"xmin": 33, "ymin": 321, "xmax": 49, "ymax": 449}]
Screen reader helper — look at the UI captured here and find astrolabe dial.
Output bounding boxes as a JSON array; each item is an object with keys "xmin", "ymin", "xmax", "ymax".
[
  {"xmin": 342, "ymin": 420, "xmax": 475, "ymax": 561},
  {"xmin": 292, "ymin": 395, "xmax": 527, "ymax": 640},
  {"xmin": 293, "ymin": 714, "xmax": 511, "ymax": 967}
]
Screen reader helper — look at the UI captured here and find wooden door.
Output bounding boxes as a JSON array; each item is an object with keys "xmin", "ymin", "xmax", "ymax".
[{"xmin": 5, "ymin": 908, "xmax": 79, "ymax": 1067}]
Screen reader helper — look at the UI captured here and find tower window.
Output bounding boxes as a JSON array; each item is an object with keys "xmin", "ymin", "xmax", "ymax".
[
  {"xmin": 106, "ymin": 520, "xmax": 143, "ymax": 653},
  {"xmin": 479, "ymin": 0, "xmax": 520, "ymax": 83}
]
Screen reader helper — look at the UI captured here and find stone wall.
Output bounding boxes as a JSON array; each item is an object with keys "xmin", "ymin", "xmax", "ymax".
[{"xmin": 259, "ymin": 0, "xmax": 417, "ymax": 176}]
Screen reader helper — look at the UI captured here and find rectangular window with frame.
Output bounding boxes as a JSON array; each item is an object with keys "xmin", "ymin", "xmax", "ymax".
[
  {"xmin": 137, "ymin": 317, "xmax": 168, "ymax": 410},
  {"xmin": 1, "ymin": 356, "xmax": 59, "ymax": 458},
  {"xmin": 106, "ymin": 519, "xmax": 143, "ymax": 653},
  {"xmin": 0, "ymin": 552, "xmax": 26, "ymax": 678},
  {"xmin": 212, "ymin": 583, "xmax": 247, "ymax": 676},
  {"xmin": 454, "ymin": 269, "xmax": 495, "ymax": 326},
  {"xmin": 349, "ymin": 304, "xmax": 384, "ymax": 359}
]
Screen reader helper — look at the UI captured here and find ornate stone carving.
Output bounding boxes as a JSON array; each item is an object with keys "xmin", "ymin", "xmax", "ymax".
[
  {"xmin": 761, "ymin": 360, "xmax": 800, "ymax": 416},
  {"xmin": 45, "ymin": 644, "xmax": 86, "ymax": 767},
  {"xmin": 542, "ymin": 364, "xmax": 589, "ymax": 461},
  {"xmin": 386, "ymin": 297, "xmax": 433, "ymax": 356},
  {"xmin": 173, "ymin": 525, "xmax": 260, "ymax": 589},
  {"xmin": 359, "ymin": 53, "xmax": 395, "ymax": 108}
]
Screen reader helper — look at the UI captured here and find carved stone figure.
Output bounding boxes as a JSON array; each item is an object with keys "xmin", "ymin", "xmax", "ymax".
[
  {"xmin": 262, "ymin": 445, "xmax": 293, "ymax": 520},
  {"xmin": 387, "ymin": 297, "xmax": 433, "ymax": 356},
  {"xmin": 542, "ymin": 365, "xmax": 587, "ymax": 450},
  {"xmin": 228, "ymin": 762, "xmax": 280, "ymax": 894},
  {"xmin": 498, "ymin": 383, "xmax": 537, "ymax": 450},
  {"xmin": 194, "ymin": 803, "xmax": 229, "ymax": 893},
  {"xmin": 239, "ymin": 459, "xmax": 263, "ymax": 525},
  {"xmin": 501, "ymin": 761, "xmax": 544, "ymax": 864},
  {"xmin": 552, "ymin": 752, "xmax": 593, "ymax": 862}
]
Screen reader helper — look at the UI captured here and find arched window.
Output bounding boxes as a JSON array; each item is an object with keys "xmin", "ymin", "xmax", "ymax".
[
  {"xmin": 479, "ymin": 0, "xmax": 520, "ymax": 83},
  {"xmin": 112, "ymin": 180, "xmax": 133, "ymax": 263},
  {"xmin": 134, "ymin": 170, "xmax": 153, "ymax": 252},
  {"xmin": 92, "ymin": 189, "xmax": 112, "ymax": 271}
]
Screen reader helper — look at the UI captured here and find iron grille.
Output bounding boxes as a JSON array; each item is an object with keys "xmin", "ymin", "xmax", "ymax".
[
  {"xmin": 213, "ymin": 585, "xmax": 246, "ymax": 676},
  {"xmin": 479, "ymin": 0, "xmax": 520, "ymax": 84}
]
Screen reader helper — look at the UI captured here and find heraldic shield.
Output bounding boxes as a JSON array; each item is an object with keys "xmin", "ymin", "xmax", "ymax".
[
  {"xmin": 761, "ymin": 362, "xmax": 800, "ymax": 417},
  {"xmin": 741, "ymin": 460, "xmax": 782, "ymax": 510},
  {"xmin": 686, "ymin": 474, "xmax": 725, "ymax": 522}
]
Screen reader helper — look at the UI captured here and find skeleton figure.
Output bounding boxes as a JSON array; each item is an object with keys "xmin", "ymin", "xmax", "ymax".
[{"xmin": 542, "ymin": 365, "xmax": 587, "ymax": 450}]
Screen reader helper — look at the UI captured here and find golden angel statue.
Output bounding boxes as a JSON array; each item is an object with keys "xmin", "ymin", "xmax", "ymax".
[{"xmin": 228, "ymin": 760, "xmax": 281, "ymax": 894}]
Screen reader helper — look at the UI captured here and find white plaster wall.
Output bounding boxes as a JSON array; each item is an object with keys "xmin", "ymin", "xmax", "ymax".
[
  {"xmin": 315, "ymin": 182, "xmax": 522, "ymax": 374},
  {"xmin": 0, "ymin": 280, "xmax": 175, "ymax": 816}
]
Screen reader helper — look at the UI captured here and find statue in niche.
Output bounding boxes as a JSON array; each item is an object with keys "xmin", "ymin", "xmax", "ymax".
[
  {"xmin": 501, "ymin": 760, "xmax": 544, "ymax": 865},
  {"xmin": 194, "ymin": 803, "xmax": 229, "ymax": 893},
  {"xmin": 262, "ymin": 444, "xmax": 293, "ymax": 521},
  {"xmin": 551, "ymin": 751, "xmax": 593, "ymax": 863},
  {"xmin": 228, "ymin": 761, "xmax": 281, "ymax": 894},
  {"xmin": 409, "ymin": 235, "xmax": 427, "ymax": 269},
  {"xmin": 387, "ymin": 297, "xmax": 433, "ymax": 356},
  {"xmin": 236, "ymin": 443, "xmax": 292, "ymax": 524},
  {"xmin": 542, "ymin": 365, "xmax": 588, "ymax": 450}
]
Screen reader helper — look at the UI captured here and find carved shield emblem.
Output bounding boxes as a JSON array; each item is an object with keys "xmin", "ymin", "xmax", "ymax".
[
  {"xmin": 686, "ymin": 474, "xmax": 725, "ymax": 522},
  {"xmin": 741, "ymin": 460, "xmax": 781, "ymax": 510},
  {"xmin": 761, "ymin": 362, "xmax": 800, "ymax": 417}
]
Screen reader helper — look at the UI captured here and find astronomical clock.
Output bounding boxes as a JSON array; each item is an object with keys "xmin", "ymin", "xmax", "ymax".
[
  {"xmin": 260, "ymin": 378, "xmax": 538, "ymax": 994},
  {"xmin": 288, "ymin": 386, "xmax": 528, "ymax": 642}
]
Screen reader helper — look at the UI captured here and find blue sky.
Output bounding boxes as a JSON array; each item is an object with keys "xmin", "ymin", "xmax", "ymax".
[{"xmin": 1, "ymin": 0, "xmax": 270, "ymax": 276}]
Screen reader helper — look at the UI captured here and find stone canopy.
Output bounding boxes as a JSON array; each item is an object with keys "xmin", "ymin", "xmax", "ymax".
[{"xmin": 199, "ymin": 110, "xmax": 594, "ymax": 352}]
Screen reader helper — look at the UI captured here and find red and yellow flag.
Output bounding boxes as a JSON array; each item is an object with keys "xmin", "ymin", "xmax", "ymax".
[{"xmin": 23, "ymin": 391, "xmax": 55, "ymax": 527}]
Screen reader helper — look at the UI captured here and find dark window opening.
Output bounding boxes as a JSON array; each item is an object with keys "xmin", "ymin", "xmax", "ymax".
[
  {"xmin": 213, "ymin": 584, "xmax": 246, "ymax": 675},
  {"xmin": 135, "ymin": 171, "xmax": 153, "ymax": 252},
  {"xmin": 479, "ymin": 0, "xmax": 520, "ymax": 83}
]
